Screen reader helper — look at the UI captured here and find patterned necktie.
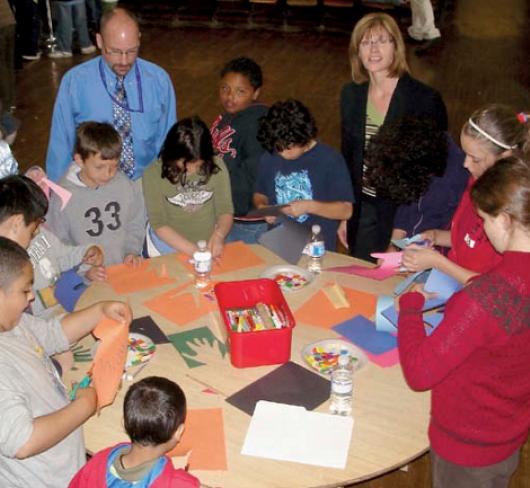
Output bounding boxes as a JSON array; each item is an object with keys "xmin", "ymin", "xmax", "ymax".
[{"xmin": 112, "ymin": 76, "xmax": 135, "ymax": 178}]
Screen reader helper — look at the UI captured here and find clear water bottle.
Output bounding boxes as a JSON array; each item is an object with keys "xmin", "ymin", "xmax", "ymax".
[
  {"xmin": 329, "ymin": 351, "xmax": 353, "ymax": 416},
  {"xmin": 307, "ymin": 224, "xmax": 325, "ymax": 274},
  {"xmin": 193, "ymin": 240, "xmax": 212, "ymax": 289}
]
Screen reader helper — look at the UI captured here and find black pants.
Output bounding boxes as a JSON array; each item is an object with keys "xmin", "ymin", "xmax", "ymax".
[
  {"xmin": 13, "ymin": 0, "xmax": 41, "ymax": 56},
  {"xmin": 0, "ymin": 24, "xmax": 15, "ymax": 109},
  {"xmin": 348, "ymin": 195, "xmax": 396, "ymax": 262}
]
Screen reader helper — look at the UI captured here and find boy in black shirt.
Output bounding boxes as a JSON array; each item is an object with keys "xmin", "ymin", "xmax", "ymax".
[{"xmin": 210, "ymin": 57, "xmax": 268, "ymax": 243}]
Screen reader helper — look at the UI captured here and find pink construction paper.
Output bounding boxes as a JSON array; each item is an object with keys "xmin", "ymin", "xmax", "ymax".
[
  {"xmin": 336, "ymin": 331, "xmax": 400, "ymax": 368},
  {"xmin": 370, "ymin": 252, "xmax": 403, "ymax": 269},
  {"xmin": 326, "ymin": 264, "xmax": 396, "ymax": 281},
  {"xmin": 41, "ymin": 177, "xmax": 72, "ymax": 210},
  {"xmin": 363, "ymin": 347, "xmax": 400, "ymax": 368}
]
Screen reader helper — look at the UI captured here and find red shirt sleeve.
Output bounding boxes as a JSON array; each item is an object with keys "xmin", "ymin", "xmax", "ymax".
[{"xmin": 398, "ymin": 288, "xmax": 491, "ymax": 391}]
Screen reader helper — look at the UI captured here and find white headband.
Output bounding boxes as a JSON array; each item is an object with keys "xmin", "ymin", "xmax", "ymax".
[{"xmin": 468, "ymin": 118, "xmax": 517, "ymax": 150}]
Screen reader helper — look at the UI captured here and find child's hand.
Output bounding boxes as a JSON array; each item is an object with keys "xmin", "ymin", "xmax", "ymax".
[
  {"xmin": 337, "ymin": 220, "xmax": 348, "ymax": 249},
  {"xmin": 25, "ymin": 165, "xmax": 47, "ymax": 184},
  {"xmin": 402, "ymin": 246, "xmax": 440, "ymax": 272},
  {"xmin": 207, "ymin": 232, "xmax": 224, "ymax": 259},
  {"xmin": 73, "ymin": 386, "xmax": 97, "ymax": 414},
  {"xmin": 102, "ymin": 301, "xmax": 132, "ymax": 325},
  {"xmin": 282, "ymin": 200, "xmax": 310, "ymax": 218},
  {"xmin": 264, "ymin": 215, "xmax": 277, "ymax": 225},
  {"xmin": 418, "ymin": 230, "xmax": 437, "ymax": 247},
  {"xmin": 124, "ymin": 254, "xmax": 142, "ymax": 268},
  {"xmin": 85, "ymin": 265, "xmax": 107, "ymax": 282},
  {"xmin": 83, "ymin": 245, "xmax": 104, "ymax": 266}
]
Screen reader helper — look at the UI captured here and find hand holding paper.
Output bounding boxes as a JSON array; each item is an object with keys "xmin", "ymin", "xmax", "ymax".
[
  {"xmin": 391, "ymin": 233, "xmax": 431, "ymax": 250},
  {"xmin": 83, "ymin": 246, "xmax": 104, "ymax": 266},
  {"xmin": 91, "ymin": 317, "xmax": 130, "ymax": 409},
  {"xmin": 402, "ymin": 246, "xmax": 440, "ymax": 272},
  {"xmin": 102, "ymin": 301, "xmax": 132, "ymax": 325}
]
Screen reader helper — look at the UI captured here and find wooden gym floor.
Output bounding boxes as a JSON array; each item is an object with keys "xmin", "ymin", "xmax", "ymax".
[{"xmin": 10, "ymin": 0, "xmax": 530, "ymax": 486}]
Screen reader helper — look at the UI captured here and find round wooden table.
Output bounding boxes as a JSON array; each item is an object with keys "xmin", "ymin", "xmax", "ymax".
[{"xmin": 69, "ymin": 245, "xmax": 429, "ymax": 488}]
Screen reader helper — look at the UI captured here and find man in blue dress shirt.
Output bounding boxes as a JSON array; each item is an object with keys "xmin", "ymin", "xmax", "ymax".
[{"xmin": 45, "ymin": 8, "xmax": 177, "ymax": 181}]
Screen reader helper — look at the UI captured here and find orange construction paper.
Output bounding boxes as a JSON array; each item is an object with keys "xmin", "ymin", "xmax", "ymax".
[
  {"xmin": 295, "ymin": 287, "xmax": 377, "ymax": 329},
  {"xmin": 106, "ymin": 261, "xmax": 174, "ymax": 295},
  {"xmin": 168, "ymin": 408, "xmax": 227, "ymax": 471},
  {"xmin": 143, "ymin": 285, "xmax": 216, "ymax": 326},
  {"xmin": 91, "ymin": 318, "xmax": 129, "ymax": 409},
  {"xmin": 177, "ymin": 241, "xmax": 265, "ymax": 275}
]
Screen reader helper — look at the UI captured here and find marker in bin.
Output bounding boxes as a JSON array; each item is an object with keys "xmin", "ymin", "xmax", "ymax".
[{"xmin": 226, "ymin": 303, "xmax": 287, "ymax": 332}]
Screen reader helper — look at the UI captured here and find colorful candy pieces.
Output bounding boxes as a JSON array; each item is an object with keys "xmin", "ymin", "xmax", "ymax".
[
  {"xmin": 305, "ymin": 346, "xmax": 343, "ymax": 374},
  {"xmin": 274, "ymin": 272, "xmax": 308, "ymax": 291},
  {"xmin": 127, "ymin": 336, "xmax": 156, "ymax": 367}
]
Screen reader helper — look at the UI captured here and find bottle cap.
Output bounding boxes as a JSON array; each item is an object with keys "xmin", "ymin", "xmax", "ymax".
[
  {"xmin": 311, "ymin": 224, "xmax": 321, "ymax": 234},
  {"xmin": 338, "ymin": 352, "xmax": 350, "ymax": 366}
]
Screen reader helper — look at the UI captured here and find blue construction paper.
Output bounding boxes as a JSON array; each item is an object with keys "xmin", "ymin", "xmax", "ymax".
[
  {"xmin": 382, "ymin": 304, "xmax": 445, "ymax": 336},
  {"xmin": 391, "ymin": 233, "xmax": 424, "ymax": 249},
  {"xmin": 333, "ymin": 315, "xmax": 397, "ymax": 355},
  {"xmin": 382, "ymin": 295, "xmax": 445, "ymax": 328},
  {"xmin": 424, "ymin": 313, "xmax": 444, "ymax": 335},
  {"xmin": 422, "ymin": 297, "xmax": 447, "ymax": 311},
  {"xmin": 381, "ymin": 305, "xmax": 399, "ymax": 326},
  {"xmin": 375, "ymin": 295, "xmax": 396, "ymax": 333},
  {"xmin": 393, "ymin": 270, "xmax": 429, "ymax": 296},
  {"xmin": 54, "ymin": 269, "xmax": 87, "ymax": 312},
  {"xmin": 424, "ymin": 269, "xmax": 462, "ymax": 300}
]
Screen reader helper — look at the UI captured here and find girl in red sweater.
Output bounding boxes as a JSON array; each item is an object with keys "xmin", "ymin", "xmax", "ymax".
[
  {"xmin": 398, "ymin": 157, "xmax": 530, "ymax": 487},
  {"xmin": 402, "ymin": 105, "xmax": 529, "ymax": 284}
]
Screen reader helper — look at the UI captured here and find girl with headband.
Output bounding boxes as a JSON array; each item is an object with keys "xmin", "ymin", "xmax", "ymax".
[
  {"xmin": 398, "ymin": 157, "xmax": 530, "ymax": 487},
  {"xmin": 402, "ymin": 104, "xmax": 530, "ymax": 283}
]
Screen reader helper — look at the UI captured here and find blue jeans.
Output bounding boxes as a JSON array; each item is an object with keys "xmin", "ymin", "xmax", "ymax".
[
  {"xmin": 52, "ymin": 0, "xmax": 92, "ymax": 52},
  {"xmin": 225, "ymin": 222, "xmax": 268, "ymax": 245},
  {"xmin": 84, "ymin": 0, "xmax": 101, "ymax": 27}
]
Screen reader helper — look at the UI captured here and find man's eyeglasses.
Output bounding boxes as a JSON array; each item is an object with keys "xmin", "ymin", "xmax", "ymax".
[{"xmin": 104, "ymin": 47, "xmax": 140, "ymax": 58}]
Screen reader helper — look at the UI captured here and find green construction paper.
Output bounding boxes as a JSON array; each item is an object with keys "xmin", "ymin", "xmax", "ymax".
[{"xmin": 168, "ymin": 326, "xmax": 227, "ymax": 369}]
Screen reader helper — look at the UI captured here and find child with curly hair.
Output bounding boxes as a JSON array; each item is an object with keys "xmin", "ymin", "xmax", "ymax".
[{"xmin": 254, "ymin": 99, "xmax": 353, "ymax": 251}]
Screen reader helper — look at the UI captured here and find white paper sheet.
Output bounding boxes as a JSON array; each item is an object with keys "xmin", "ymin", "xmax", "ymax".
[{"xmin": 241, "ymin": 400, "xmax": 354, "ymax": 469}]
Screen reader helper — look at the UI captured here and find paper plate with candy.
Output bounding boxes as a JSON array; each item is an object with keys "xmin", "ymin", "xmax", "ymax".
[
  {"xmin": 301, "ymin": 339, "xmax": 367, "ymax": 376},
  {"xmin": 261, "ymin": 265, "xmax": 313, "ymax": 292},
  {"xmin": 126, "ymin": 333, "xmax": 156, "ymax": 368}
]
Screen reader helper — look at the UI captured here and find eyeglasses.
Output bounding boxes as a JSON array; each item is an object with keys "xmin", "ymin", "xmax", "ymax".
[
  {"xmin": 360, "ymin": 37, "xmax": 393, "ymax": 48},
  {"xmin": 104, "ymin": 47, "xmax": 140, "ymax": 58}
]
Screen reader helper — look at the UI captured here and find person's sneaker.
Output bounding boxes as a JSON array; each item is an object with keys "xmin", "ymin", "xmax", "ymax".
[
  {"xmin": 48, "ymin": 50, "xmax": 73, "ymax": 59},
  {"xmin": 80, "ymin": 45, "xmax": 96, "ymax": 54},
  {"xmin": 21, "ymin": 52, "xmax": 42, "ymax": 61}
]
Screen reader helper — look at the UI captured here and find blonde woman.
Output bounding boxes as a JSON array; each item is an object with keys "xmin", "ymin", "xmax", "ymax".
[{"xmin": 340, "ymin": 12, "xmax": 447, "ymax": 260}]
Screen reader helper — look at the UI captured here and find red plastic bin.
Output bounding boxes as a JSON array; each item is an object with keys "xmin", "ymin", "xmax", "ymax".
[{"xmin": 215, "ymin": 278, "xmax": 296, "ymax": 368}]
